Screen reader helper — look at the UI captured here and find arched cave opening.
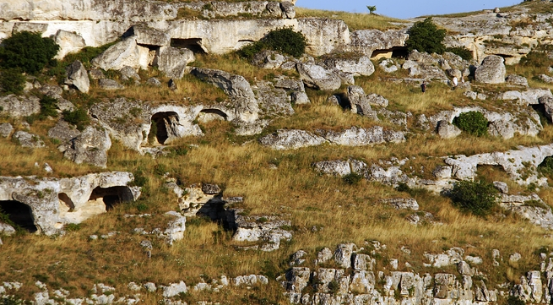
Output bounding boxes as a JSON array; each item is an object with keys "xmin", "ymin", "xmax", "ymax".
[
  {"xmin": 0, "ymin": 200, "xmax": 38, "ymax": 233},
  {"xmin": 150, "ymin": 112, "xmax": 179, "ymax": 145},
  {"xmin": 88, "ymin": 186, "xmax": 134, "ymax": 210},
  {"xmin": 198, "ymin": 109, "xmax": 228, "ymax": 123},
  {"xmin": 371, "ymin": 47, "xmax": 408, "ymax": 60},
  {"xmin": 531, "ymin": 104, "xmax": 552, "ymax": 124},
  {"xmin": 171, "ymin": 38, "xmax": 207, "ymax": 54}
]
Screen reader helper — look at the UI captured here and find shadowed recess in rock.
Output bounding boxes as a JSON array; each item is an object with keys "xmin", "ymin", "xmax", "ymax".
[
  {"xmin": 88, "ymin": 186, "xmax": 134, "ymax": 210},
  {"xmin": 0, "ymin": 200, "xmax": 37, "ymax": 233},
  {"xmin": 170, "ymin": 38, "xmax": 206, "ymax": 54},
  {"xmin": 151, "ymin": 111, "xmax": 179, "ymax": 145}
]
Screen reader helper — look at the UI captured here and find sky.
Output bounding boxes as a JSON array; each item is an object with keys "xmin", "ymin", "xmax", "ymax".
[{"xmin": 296, "ymin": 0, "xmax": 522, "ymax": 19}]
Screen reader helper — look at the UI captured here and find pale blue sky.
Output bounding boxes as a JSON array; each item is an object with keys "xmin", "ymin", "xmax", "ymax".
[{"xmin": 296, "ymin": 0, "xmax": 522, "ymax": 19}]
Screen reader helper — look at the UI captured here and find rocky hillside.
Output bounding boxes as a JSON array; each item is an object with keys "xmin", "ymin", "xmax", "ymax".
[{"xmin": 0, "ymin": 1, "xmax": 552, "ymax": 304}]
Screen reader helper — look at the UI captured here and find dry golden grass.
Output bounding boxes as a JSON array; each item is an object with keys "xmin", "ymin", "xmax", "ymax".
[{"xmin": 295, "ymin": 7, "xmax": 407, "ymax": 31}]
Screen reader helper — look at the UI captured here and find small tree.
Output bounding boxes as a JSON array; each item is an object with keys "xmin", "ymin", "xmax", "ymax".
[
  {"xmin": 453, "ymin": 111, "xmax": 488, "ymax": 137},
  {"xmin": 405, "ymin": 18, "xmax": 446, "ymax": 54},
  {"xmin": 0, "ymin": 68, "xmax": 25, "ymax": 95},
  {"xmin": 367, "ymin": 6, "xmax": 377, "ymax": 14},
  {"xmin": 0, "ymin": 31, "xmax": 59, "ymax": 74}
]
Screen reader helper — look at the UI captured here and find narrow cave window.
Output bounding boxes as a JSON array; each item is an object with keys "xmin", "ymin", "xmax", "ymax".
[
  {"xmin": 0, "ymin": 200, "xmax": 38, "ymax": 232},
  {"xmin": 170, "ymin": 38, "xmax": 207, "ymax": 54}
]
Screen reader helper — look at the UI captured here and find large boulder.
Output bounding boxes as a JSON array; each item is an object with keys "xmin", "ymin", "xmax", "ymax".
[
  {"xmin": 64, "ymin": 60, "xmax": 90, "ymax": 93},
  {"xmin": 54, "ymin": 30, "xmax": 86, "ymax": 60},
  {"xmin": 321, "ymin": 54, "xmax": 375, "ymax": 76},
  {"xmin": 296, "ymin": 63, "xmax": 341, "ymax": 91},
  {"xmin": 155, "ymin": 46, "xmax": 195, "ymax": 79},
  {"xmin": 48, "ymin": 120, "xmax": 81, "ymax": 142},
  {"xmin": 259, "ymin": 129, "xmax": 326, "ymax": 150},
  {"xmin": 475, "ymin": 55, "xmax": 506, "ymax": 84},
  {"xmin": 131, "ymin": 24, "xmax": 170, "ymax": 47},
  {"xmin": 436, "ymin": 120, "xmax": 462, "ymax": 139},
  {"xmin": 0, "ymin": 95, "xmax": 40, "ymax": 118},
  {"xmin": 346, "ymin": 86, "xmax": 377, "ymax": 119},
  {"xmin": 59, "ymin": 126, "xmax": 112, "ymax": 168},
  {"xmin": 92, "ymin": 36, "xmax": 149, "ymax": 71}
]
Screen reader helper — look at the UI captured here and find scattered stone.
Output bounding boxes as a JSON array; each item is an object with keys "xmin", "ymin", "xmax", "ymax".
[
  {"xmin": 296, "ymin": 63, "xmax": 341, "ymax": 91},
  {"xmin": 433, "ymin": 166, "xmax": 452, "ymax": 179},
  {"xmin": 120, "ymin": 66, "xmax": 141, "ymax": 84},
  {"xmin": 379, "ymin": 59, "xmax": 399, "ymax": 73},
  {"xmin": 506, "ymin": 74, "xmax": 528, "ymax": 87},
  {"xmin": 436, "ymin": 120, "xmax": 462, "ymax": 138},
  {"xmin": 536, "ymin": 74, "xmax": 553, "ymax": 83},
  {"xmin": 89, "ymin": 69, "xmax": 104, "ymax": 80},
  {"xmin": 0, "ymin": 123, "xmax": 13, "ymax": 138},
  {"xmin": 59, "ymin": 126, "xmax": 112, "ymax": 168},
  {"xmin": 493, "ymin": 181, "xmax": 509, "ymax": 194},
  {"xmin": 162, "ymin": 281, "xmax": 188, "ymax": 298},
  {"xmin": 509, "ymin": 253, "xmax": 522, "ymax": 263},
  {"xmin": 48, "ymin": 120, "xmax": 81, "ymax": 142},
  {"xmin": 380, "ymin": 198, "xmax": 419, "ymax": 210},
  {"xmin": 259, "ymin": 129, "xmax": 326, "ymax": 150},
  {"xmin": 146, "ymin": 77, "xmax": 161, "ymax": 87},
  {"xmin": 144, "ymin": 282, "xmax": 157, "ymax": 292}
]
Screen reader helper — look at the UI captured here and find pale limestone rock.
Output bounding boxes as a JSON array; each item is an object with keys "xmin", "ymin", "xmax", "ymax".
[
  {"xmin": 297, "ymin": 18, "xmax": 350, "ymax": 56},
  {"xmin": 59, "ymin": 126, "xmax": 111, "ymax": 168},
  {"xmin": 120, "ymin": 66, "xmax": 141, "ymax": 84},
  {"xmin": 493, "ymin": 181, "xmax": 509, "ymax": 194},
  {"xmin": 475, "ymin": 55, "xmax": 506, "ymax": 84},
  {"xmin": 0, "ymin": 123, "xmax": 13, "ymax": 138},
  {"xmin": 347, "ymin": 29, "xmax": 408, "ymax": 57},
  {"xmin": 258, "ymin": 129, "xmax": 326, "ymax": 150},
  {"xmin": 436, "ymin": 120, "xmax": 462, "ymax": 139},
  {"xmin": 65, "ymin": 60, "xmax": 90, "ymax": 93},
  {"xmin": 297, "ymin": 63, "xmax": 341, "ymax": 91},
  {"xmin": 0, "ymin": 222, "xmax": 16, "ymax": 236},
  {"xmin": 312, "ymin": 160, "xmax": 351, "ymax": 177},
  {"xmin": 14, "ymin": 131, "xmax": 45, "ymax": 148},
  {"xmin": 155, "ymin": 47, "xmax": 195, "ymax": 79},
  {"xmin": 283, "ymin": 267, "xmax": 310, "ymax": 293},
  {"xmin": 162, "ymin": 211, "xmax": 186, "ymax": 245},
  {"xmin": 251, "ymin": 50, "xmax": 287, "ymax": 69},
  {"xmin": 317, "ymin": 126, "xmax": 403, "ymax": 146},
  {"xmin": 162, "ymin": 281, "xmax": 187, "ymax": 298},
  {"xmin": 506, "ymin": 74, "xmax": 529, "ymax": 87},
  {"xmin": 98, "ymin": 78, "xmax": 124, "ymax": 90},
  {"xmin": 0, "ymin": 95, "xmax": 40, "ymax": 118},
  {"xmin": 54, "ymin": 30, "xmax": 86, "ymax": 60},
  {"xmin": 92, "ymin": 37, "xmax": 147, "ymax": 71},
  {"xmin": 322, "ymin": 54, "xmax": 375, "ymax": 76},
  {"xmin": 380, "ymin": 198, "xmax": 419, "ymax": 210},
  {"xmin": 334, "ymin": 243, "xmax": 356, "ymax": 268}
]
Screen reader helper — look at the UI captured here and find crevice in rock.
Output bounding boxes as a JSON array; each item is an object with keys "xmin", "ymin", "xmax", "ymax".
[
  {"xmin": 371, "ymin": 47, "xmax": 408, "ymax": 60},
  {"xmin": 88, "ymin": 186, "xmax": 134, "ymax": 211},
  {"xmin": 58, "ymin": 193, "xmax": 75, "ymax": 212},
  {"xmin": 0, "ymin": 200, "xmax": 37, "ymax": 233}
]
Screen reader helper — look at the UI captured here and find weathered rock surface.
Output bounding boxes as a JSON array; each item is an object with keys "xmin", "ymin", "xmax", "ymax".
[
  {"xmin": 13, "ymin": 131, "xmax": 45, "ymax": 148},
  {"xmin": 231, "ymin": 212, "xmax": 292, "ymax": 251},
  {"xmin": 347, "ymin": 30, "xmax": 408, "ymax": 57},
  {"xmin": 0, "ymin": 172, "xmax": 140, "ymax": 235},
  {"xmin": 346, "ymin": 86, "xmax": 378, "ymax": 119},
  {"xmin": 64, "ymin": 60, "xmax": 90, "ymax": 93},
  {"xmin": 0, "ymin": 95, "xmax": 40, "ymax": 118},
  {"xmin": 316, "ymin": 126, "xmax": 405, "ymax": 146},
  {"xmin": 155, "ymin": 47, "xmax": 195, "ymax": 79},
  {"xmin": 475, "ymin": 55, "xmax": 506, "ymax": 84},
  {"xmin": 59, "ymin": 126, "xmax": 112, "ymax": 168},
  {"xmin": 445, "ymin": 144, "xmax": 553, "ymax": 186},
  {"xmin": 54, "ymin": 30, "xmax": 86, "ymax": 60},
  {"xmin": 380, "ymin": 198, "xmax": 419, "ymax": 210},
  {"xmin": 321, "ymin": 54, "xmax": 375, "ymax": 76},
  {"xmin": 297, "ymin": 63, "xmax": 341, "ymax": 91},
  {"xmin": 0, "ymin": 123, "xmax": 14, "ymax": 138},
  {"xmin": 436, "ymin": 120, "xmax": 462, "ymax": 139},
  {"xmin": 259, "ymin": 129, "xmax": 326, "ymax": 150}
]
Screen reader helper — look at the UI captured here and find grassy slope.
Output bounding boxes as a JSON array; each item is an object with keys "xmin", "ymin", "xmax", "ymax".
[{"xmin": 0, "ymin": 3, "xmax": 552, "ymax": 304}]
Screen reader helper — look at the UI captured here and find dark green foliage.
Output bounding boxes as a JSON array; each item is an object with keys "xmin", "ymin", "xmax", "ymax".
[
  {"xmin": 0, "ymin": 69, "xmax": 25, "ymax": 95},
  {"xmin": 0, "ymin": 31, "xmax": 59, "ymax": 74},
  {"xmin": 406, "ymin": 18, "xmax": 446, "ymax": 54},
  {"xmin": 446, "ymin": 47, "xmax": 473, "ymax": 60},
  {"xmin": 131, "ymin": 168, "xmax": 149, "ymax": 187},
  {"xmin": 328, "ymin": 280, "xmax": 340, "ymax": 294},
  {"xmin": 239, "ymin": 27, "xmax": 307, "ymax": 59},
  {"xmin": 453, "ymin": 111, "xmax": 488, "ymax": 136},
  {"xmin": 62, "ymin": 108, "xmax": 90, "ymax": 131},
  {"xmin": 342, "ymin": 172, "xmax": 362, "ymax": 185},
  {"xmin": 64, "ymin": 223, "xmax": 82, "ymax": 232},
  {"xmin": 506, "ymin": 296, "xmax": 525, "ymax": 305},
  {"xmin": 449, "ymin": 180, "xmax": 499, "ymax": 216},
  {"xmin": 39, "ymin": 96, "xmax": 58, "ymax": 119},
  {"xmin": 520, "ymin": 44, "xmax": 552, "ymax": 67},
  {"xmin": 0, "ymin": 207, "xmax": 16, "ymax": 228}
]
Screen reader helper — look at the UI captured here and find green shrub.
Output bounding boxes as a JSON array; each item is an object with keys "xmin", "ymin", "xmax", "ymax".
[
  {"xmin": 449, "ymin": 180, "xmax": 499, "ymax": 216},
  {"xmin": 0, "ymin": 68, "xmax": 25, "ymax": 95},
  {"xmin": 0, "ymin": 31, "xmax": 59, "ymax": 74},
  {"xmin": 406, "ymin": 18, "xmax": 446, "ymax": 54},
  {"xmin": 453, "ymin": 111, "xmax": 488, "ymax": 136},
  {"xmin": 446, "ymin": 47, "xmax": 473, "ymax": 61},
  {"xmin": 520, "ymin": 44, "xmax": 552, "ymax": 68},
  {"xmin": 328, "ymin": 280, "xmax": 340, "ymax": 294},
  {"xmin": 39, "ymin": 96, "xmax": 58, "ymax": 119},
  {"xmin": 342, "ymin": 172, "xmax": 362, "ymax": 185},
  {"xmin": 62, "ymin": 108, "xmax": 90, "ymax": 131},
  {"xmin": 238, "ymin": 27, "xmax": 307, "ymax": 59},
  {"xmin": 506, "ymin": 296, "xmax": 525, "ymax": 305}
]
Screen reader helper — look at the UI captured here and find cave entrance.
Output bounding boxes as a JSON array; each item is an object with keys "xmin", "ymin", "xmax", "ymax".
[
  {"xmin": 531, "ymin": 104, "xmax": 552, "ymax": 124},
  {"xmin": 170, "ymin": 38, "xmax": 207, "ymax": 54},
  {"xmin": 89, "ymin": 186, "xmax": 134, "ymax": 211},
  {"xmin": 371, "ymin": 47, "xmax": 408, "ymax": 60},
  {"xmin": 0, "ymin": 200, "xmax": 37, "ymax": 233},
  {"xmin": 198, "ymin": 109, "xmax": 228, "ymax": 123},
  {"xmin": 151, "ymin": 112, "xmax": 179, "ymax": 145}
]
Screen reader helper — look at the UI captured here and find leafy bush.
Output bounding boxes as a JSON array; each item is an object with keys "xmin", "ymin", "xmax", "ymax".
[
  {"xmin": 239, "ymin": 27, "xmax": 307, "ymax": 59},
  {"xmin": 406, "ymin": 18, "xmax": 446, "ymax": 54},
  {"xmin": 62, "ymin": 108, "xmax": 90, "ymax": 131},
  {"xmin": 453, "ymin": 111, "xmax": 488, "ymax": 136},
  {"xmin": 0, "ymin": 69, "xmax": 25, "ymax": 95},
  {"xmin": 343, "ymin": 172, "xmax": 362, "ymax": 185},
  {"xmin": 38, "ymin": 96, "xmax": 58, "ymax": 119},
  {"xmin": 449, "ymin": 180, "xmax": 499, "ymax": 216},
  {"xmin": 520, "ymin": 44, "xmax": 552, "ymax": 68},
  {"xmin": 446, "ymin": 47, "xmax": 473, "ymax": 61},
  {"xmin": 506, "ymin": 296, "xmax": 525, "ymax": 305},
  {"xmin": 0, "ymin": 31, "xmax": 59, "ymax": 74}
]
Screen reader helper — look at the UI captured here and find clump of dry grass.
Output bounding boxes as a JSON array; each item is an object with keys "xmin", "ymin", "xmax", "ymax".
[{"xmin": 295, "ymin": 7, "xmax": 407, "ymax": 31}]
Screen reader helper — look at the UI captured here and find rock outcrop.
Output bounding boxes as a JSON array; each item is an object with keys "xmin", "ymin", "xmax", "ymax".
[
  {"xmin": 0, "ymin": 172, "xmax": 140, "ymax": 235},
  {"xmin": 59, "ymin": 126, "xmax": 112, "ymax": 168},
  {"xmin": 475, "ymin": 55, "xmax": 506, "ymax": 84}
]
